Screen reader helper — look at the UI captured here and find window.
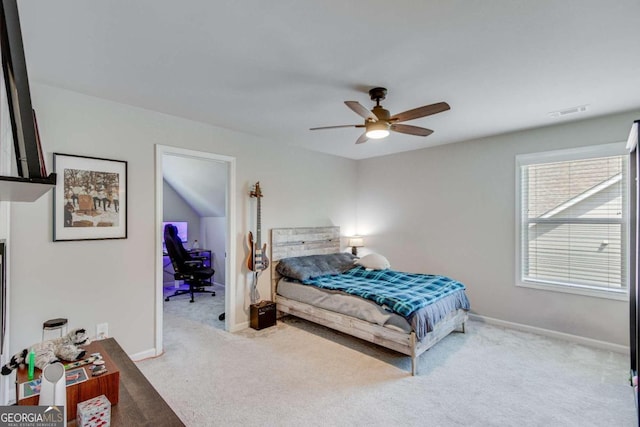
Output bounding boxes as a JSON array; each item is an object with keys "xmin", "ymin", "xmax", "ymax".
[{"xmin": 516, "ymin": 143, "xmax": 628, "ymax": 299}]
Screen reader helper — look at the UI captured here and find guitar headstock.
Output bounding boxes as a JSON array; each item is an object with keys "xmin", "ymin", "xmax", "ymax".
[{"xmin": 250, "ymin": 181, "xmax": 263, "ymax": 198}]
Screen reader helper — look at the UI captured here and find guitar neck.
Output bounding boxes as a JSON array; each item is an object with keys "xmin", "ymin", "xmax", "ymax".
[{"xmin": 256, "ymin": 196, "xmax": 262, "ymax": 247}]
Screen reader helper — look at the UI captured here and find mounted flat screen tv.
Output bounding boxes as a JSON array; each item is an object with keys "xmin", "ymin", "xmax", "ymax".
[
  {"xmin": 0, "ymin": 0, "xmax": 51, "ymax": 180},
  {"xmin": 163, "ymin": 221, "xmax": 188, "ymax": 243}
]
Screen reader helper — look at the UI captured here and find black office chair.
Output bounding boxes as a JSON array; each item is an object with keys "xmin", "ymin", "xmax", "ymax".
[{"xmin": 164, "ymin": 224, "xmax": 216, "ymax": 303}]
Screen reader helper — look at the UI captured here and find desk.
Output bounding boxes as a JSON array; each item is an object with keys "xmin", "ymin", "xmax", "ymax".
[
  {"xmin": 190, "ymin": 249, "xmax": 212, "ymax": 284},
  {"xmin": 189, "ymin": 249, "xmax": 212, "ymax": 268},
  {"xmin": 17, "ymin": 338, "xmax": 184, "ymax": 426}
]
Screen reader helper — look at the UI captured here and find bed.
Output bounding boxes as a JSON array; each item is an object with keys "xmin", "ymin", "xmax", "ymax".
[{"xmin": 270, "ymin": 226, "xmax": 469, "ymax": 375}]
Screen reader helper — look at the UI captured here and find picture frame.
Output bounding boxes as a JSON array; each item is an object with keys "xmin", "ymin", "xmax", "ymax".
[{"xmin": 53, "ymin": 153, "xmax": 127, "ymax": 241}]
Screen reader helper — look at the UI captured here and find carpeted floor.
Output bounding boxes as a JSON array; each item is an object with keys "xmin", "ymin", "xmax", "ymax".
[
  {"xmin": 139, "ymin": 289, "xmax": 636, "ymax": 426},
  {"xmin": 162, "ymin": 283, "xmax": 225, "ymax": 329}
]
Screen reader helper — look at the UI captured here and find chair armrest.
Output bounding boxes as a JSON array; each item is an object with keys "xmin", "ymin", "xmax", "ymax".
[{"xmin": 184, "ymin": 260, "xmax": 203, "ymax": 268}]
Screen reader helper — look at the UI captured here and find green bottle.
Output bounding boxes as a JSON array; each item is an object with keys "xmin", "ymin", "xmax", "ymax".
[{"xmin": 27, "ymin": 349, "xmax": 35, "ymax": 380}]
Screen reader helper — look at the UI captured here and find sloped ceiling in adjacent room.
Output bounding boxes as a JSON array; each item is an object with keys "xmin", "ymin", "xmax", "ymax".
[{"xmin": 163, "ymin": 155, "xmax": 227, "ymax": 217}]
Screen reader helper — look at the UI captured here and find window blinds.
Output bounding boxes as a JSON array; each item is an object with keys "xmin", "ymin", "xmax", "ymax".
[{"xmin": 521, "ymin": 155, "xmax": 627, "ymax": 290}]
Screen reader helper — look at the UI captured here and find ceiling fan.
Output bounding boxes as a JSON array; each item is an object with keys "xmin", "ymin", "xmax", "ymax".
[{"xmin": 310, "ymin": 87, "xmax": 450, "ymax": 144}]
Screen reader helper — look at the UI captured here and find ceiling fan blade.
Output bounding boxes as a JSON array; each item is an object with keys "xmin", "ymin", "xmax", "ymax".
[
  {"xmin": 310, "ymin": 124, "xmax": 363, "ymax": 131},
  {"xmin": 390, "ymin": 102, "xmax": 450, "ymax": 123},
  {"xmin": 355, "ymin": 132, "xmax": 369, "ymax": 144},
  {"xmin": 345, "ymin": 101, "xmax": 378, "ymax": 122},
  {"xmin": 390, "ymin": 124, "xmax": 434, "ymax": 137}
]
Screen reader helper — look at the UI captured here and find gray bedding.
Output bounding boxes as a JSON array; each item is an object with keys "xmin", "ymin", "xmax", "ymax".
[
  {"xmin": 277, "ymin": 278, "xmax": 413, "ymax": 334},
  {"xmin": 277, "ymin": 278, "xmax": 467, "ymax": 340},
  {"xmin": 276, "ymin": 253, "xmax": 356, "ymax": 281}
]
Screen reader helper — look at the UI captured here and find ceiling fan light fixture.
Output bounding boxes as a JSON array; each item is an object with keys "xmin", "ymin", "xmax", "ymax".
[
  {"xmin": 366, "ymin": 129, "xmax": 390, "ymax": 139},
  {"xmin": 365, "ymin": 122, "xmax": 390, "ymax": 139},
  {"xmin": 310, "ymin": 88, "xmax": 449, "ymax": 145}
]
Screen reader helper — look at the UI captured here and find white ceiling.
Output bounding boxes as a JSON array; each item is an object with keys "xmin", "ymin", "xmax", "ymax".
[{"xmin": 16, "ymin": 0, "xmax": 640, "ymax": 160}]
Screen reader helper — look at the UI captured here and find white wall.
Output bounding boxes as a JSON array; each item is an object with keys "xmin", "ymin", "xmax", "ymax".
[
  {"xmin": 357, "ymin": 111, "xmax": 640, "ymax": 346},
  {"xmin": 162, "ymin": 179, "xmax": 200, "ymax": 247},
  {"xmin": 201, "ymin": 217, "xmax": 226, "ymax": 286},
  {"xmin": 8, "ymin": 84, "xmax": 357, "ymax": 357}
]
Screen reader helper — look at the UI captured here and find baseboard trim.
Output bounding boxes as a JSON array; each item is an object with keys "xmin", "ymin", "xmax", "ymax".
[
  {"xmin": 230, "ymin": 321, "xmax": 249, "ymax": 333},
  {"xmin": 129, "ymin": 347, "xmax": 158, "ymax": 362},
  {"xmin": 468, "ymin": 313, "xmax": 629, "ymax": 354}
]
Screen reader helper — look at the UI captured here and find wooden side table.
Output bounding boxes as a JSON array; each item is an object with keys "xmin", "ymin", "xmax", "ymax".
[{"xmin": 16, "ymin": 340, "xmax": 119, "ymax": 422}]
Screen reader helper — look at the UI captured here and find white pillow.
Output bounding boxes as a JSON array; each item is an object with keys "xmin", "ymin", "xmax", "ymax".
[{"xmin": 355, "ymin": 253, "xmax": 390, "ymax": 270}]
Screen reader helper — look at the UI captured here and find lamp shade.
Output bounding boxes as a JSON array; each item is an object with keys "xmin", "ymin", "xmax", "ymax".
[{"xmin": 348, "ymin": 237, "xmax": 364, "ymax": 248}]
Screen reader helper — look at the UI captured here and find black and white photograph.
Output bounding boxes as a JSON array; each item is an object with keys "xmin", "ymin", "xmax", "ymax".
[{"xmin": 53, "ymin": 153, "xmax": 127, "ymax": 241}]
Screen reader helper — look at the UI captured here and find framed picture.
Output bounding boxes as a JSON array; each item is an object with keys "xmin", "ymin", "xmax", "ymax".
[{"xmin": 53, "ymin": 153, "xmax": 127, "ymax": 241}]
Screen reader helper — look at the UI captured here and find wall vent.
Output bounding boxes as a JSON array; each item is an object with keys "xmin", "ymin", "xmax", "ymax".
[{"xmin": 548, "ymin": 105, "xmax": 589, "ymax": 118}]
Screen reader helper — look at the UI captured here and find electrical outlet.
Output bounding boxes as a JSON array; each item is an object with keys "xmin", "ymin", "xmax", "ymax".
[{"xmin": 96, "ymin": 323, "xmax": 108, "ymax": 340}]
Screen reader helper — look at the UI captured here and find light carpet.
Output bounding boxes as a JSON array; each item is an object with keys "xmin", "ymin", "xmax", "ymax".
[
  {"xmin": 162, "ymin": 283, "xmax": 225, "ymax": 328},
  {"xmin": 138, "ymin": 289, "xmax": 636, "ymax": 426}
]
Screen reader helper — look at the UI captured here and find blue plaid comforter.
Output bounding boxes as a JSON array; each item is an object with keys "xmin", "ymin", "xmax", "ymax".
[{"xmin": 302, "ymin": 266, "xmax": 469, "ymax": 319}]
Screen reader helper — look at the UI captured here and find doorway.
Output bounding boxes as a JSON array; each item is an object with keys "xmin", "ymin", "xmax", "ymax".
[{"xmin": 154, "ymin": 145, "xmax": 236, "ymax": 355}]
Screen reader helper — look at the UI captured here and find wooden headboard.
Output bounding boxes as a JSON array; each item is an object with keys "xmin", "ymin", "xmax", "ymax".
[{"xmin": 270, "ymin": 226, "xmax": 341, "ymax": 300}]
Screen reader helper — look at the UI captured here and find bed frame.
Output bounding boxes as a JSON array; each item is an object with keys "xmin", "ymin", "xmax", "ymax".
[{"xmin": 270, "ymin": 226, "xmax": 467, "ymax": 375}]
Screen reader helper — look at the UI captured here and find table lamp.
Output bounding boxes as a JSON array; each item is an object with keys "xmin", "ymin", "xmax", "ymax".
[{"xmin": 348, "ymin": 236, "xmax": 364, "ymax": 256}]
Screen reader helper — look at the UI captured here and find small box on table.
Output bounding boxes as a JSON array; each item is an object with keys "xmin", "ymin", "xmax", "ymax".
[{"xmin": 77, "ymin": 394, "xmax": 111, "ymax": 427}]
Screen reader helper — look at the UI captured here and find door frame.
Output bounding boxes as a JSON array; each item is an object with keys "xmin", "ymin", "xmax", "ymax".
[{"xmin": 154, "ymin": 145, "xmax": 236, "ymax": 354}]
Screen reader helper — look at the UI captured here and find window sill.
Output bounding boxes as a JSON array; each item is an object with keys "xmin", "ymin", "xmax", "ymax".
[{"xmin": 516, "ymin": 280, "xmax": 628, "ymax": 301}]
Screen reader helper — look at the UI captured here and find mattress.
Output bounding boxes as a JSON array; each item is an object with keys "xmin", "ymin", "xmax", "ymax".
[{"xmin": 277, "ymin": 278, "xmax": 412, "ymax": 334}]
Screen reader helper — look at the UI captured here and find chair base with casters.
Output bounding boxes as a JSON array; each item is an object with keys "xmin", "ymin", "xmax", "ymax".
[{"xmin": 165, "ymin": 280, "xmax": 216, "ymax": 303}]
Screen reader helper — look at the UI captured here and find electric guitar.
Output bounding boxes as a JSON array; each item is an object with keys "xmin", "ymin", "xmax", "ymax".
[{"xmin": 247, "ymin": 182, "xmax": 269, "ymax": 272}]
